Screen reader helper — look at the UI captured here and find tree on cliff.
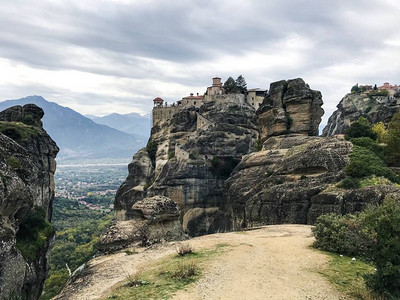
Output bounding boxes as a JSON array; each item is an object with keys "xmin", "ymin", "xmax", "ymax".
[
  {"xmin": 351, "ymin": 83, "xmax": 360, "ymax": 93},
  {"xmin": 345, "ymin": 116, "xmax": 377, "ymax": 140},
  {"xmin": 385, "ymin": 111, "xmax": 400, "ymax": 166},
  {"xmin": 235, "ymin": 75, "xmax": 247, "ymax": 94},
  {"xmin": 223, "ymin": 77, "xmax": 239, "ymax": 94}
]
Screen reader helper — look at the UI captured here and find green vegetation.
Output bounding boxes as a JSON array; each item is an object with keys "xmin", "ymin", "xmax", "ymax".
[
  {"xmin": 345, "ymin": 117, "xmax": 377, "ymax": 141},
  {"xmin": 341, "ymin": 117, "xmax": 399, "ymax": 189},
  {"xmin": 255, "ymin": 138, "xmax": 263, "ymax": 151},
  {"xmin": 106, "ymin": 244, "xmax": 230, "ymax": 300},
  {"xmin": 319, "ymin": 253, "xmax": 377, "ymax": 300},
  {"xmin": 313, "ymin": 198, "xmax": 400, "ymax": 298},
  {"xmin": 0, "ymin": 121, "xmax": 40, "ymax": 141},
  {"xmin": 42, "ymin": 197, "xmax": 113, "ymax": 300},
  {"xmin": 368, "ymin": 89, "xmax": 389, "ymax": 98},
  {"xmin": 22, "ymin": 114, "xmax": 35, "ymax": 125},
  {"xmin": 223, "ymin": 75, "xmax": 247, "ymax": 94},
  {"xmin": 5, "ymin": 156, "xmax": 22, "ymax": 170},
  {"xmin": 146, "ymin": 140, "xmax": 158, "ymax": 166},
  {"xmin": 385, "ymin": 110, "xmax": 400, "ymax": 166},
  {"xmin": 351, "ymin": 83, "xmax": 360, "ymax": 93},
  {"xmin": 16, "ymin": 207, "xmax": 54, "ymax": 261},
  {"xmin": 372, "ymin": 122, "xmax": 388, "ymax": 144},
  {"xmin": 168, "ymin": 151, "xmax": 175, "ymax": 160}
]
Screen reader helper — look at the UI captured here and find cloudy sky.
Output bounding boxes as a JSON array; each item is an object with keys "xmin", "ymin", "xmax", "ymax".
[{"xmin": 0, "ymin": 0, "xmax": 399, "ymax": 125}]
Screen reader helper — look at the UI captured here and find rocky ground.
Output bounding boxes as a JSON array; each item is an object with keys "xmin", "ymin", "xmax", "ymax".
[{"xmin": 56, "ymin": 225, "xmax": 348, "ymax": 300}]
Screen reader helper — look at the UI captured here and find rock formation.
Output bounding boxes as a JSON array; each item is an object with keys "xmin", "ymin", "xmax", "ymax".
[
  {"xmin": 111, "ymin": 77, "xmax": 400, "ymax": 242},
  {"xmin": 323, "ymin": 91, "xmax": 400, "ymax": 136},
  {"xmin": 0, "ymin": 104, "xmax": 58, "ymax": 300},
  {"xmin": 100, "ymin": 195, "xmax": 185, "ymax": 251},
  {"xmin": 257, "ymin": 78, "xmax": 323, "ymax": 140},
  {"xmin": 111, "ymin": 94, "xmax": 259, "ymax": 240}
]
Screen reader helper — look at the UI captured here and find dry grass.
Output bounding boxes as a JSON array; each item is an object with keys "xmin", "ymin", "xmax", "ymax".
[
  {"xmin": 175, "ymin": 243, "xmax": 194, "ymax": 256},
  {"xmin": 171, "ymin": 262, "xmax": 198, "ymax": 279}
]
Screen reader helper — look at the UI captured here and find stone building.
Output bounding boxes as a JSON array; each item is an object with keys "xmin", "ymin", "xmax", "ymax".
[
  {"xmin": 246, "ymin": 88, "xmax": 267, "ymax": 109},
  {"xmin": 205, "ymin": 77, "xmax": 224, "ymax": 101}
]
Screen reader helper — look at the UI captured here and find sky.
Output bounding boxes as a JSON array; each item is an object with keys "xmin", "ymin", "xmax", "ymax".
[{"xmin": 0, "ymin": 0, "xmax": 399, "ymax": 126}]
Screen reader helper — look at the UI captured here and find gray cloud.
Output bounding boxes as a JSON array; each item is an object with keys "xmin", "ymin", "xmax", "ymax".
[{"xmin": 0, "ymin": 0, "xmax": 399, "ymax": 124}]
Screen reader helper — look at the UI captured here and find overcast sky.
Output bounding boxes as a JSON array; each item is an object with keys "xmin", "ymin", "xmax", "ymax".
[{"xmin": 0, "ymin": 0, "xmax": 399, "ymax": 125}]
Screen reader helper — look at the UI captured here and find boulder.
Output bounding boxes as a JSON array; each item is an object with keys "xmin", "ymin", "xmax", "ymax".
[
  {"xmin": 99, "ymin": 196, "xmax": 185, "ymax": 252},
  {"xmin": 257, "ymin": 78, "xmax": 323, "ymax": 140}
]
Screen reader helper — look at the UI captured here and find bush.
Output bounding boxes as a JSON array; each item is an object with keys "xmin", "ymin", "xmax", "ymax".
[
  {"xmin": 146, "ymin": 140, "xmax": 158, "ymax": 166},
  {"xmin": 16, "ymin": 207, "xmax": 54, "ymax": 261},
  {"xmin": 168, "ymin": 151, "xmax": 175, "ymax": 160},
  {"xmin": 176, "ymin": 243, "xmax": 193, "ymax": 256},
  {"xmin": 363, "ymin": 198, "xmax": 400, "ymax": 298},
  {"xmin": 385, "ymin": 111, "xmax": 400, "ymax": 166},
  {"xmin": 313, "ymin": 198, "xmax": 400, "ymax": 298},
  {"xmin": 172, "ymin": 262, "xmax": 198, "ymax": 280},
  {"xmin": 350, "ymin": 137, "xmax": 385, "ymax": 161},
  {"xmin": 339, "ymin": 176, "xmax": 360, "ymax": 189},
  {"xmin": 312, "ymin": 213, "xmax": 374, "ymax": 258},
  {"xmin": 345, "ymin": 146, "xmax": 394, "ymax": 181},
  {"xmin": 345, "ymin": 117, "xmax": 377, "ymax": 141}
]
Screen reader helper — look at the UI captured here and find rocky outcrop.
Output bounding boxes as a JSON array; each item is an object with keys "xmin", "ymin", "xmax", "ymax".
[
  {"xmin": 99, "ymin": 196, "xmax": 185, "ymax": 251},
  {"xmin": 257, "ymin": 78, "xmax": 323, "ymax": 140},
  {"xmin": 218, "ymin": 135, "xmax": 352, "ymax": 230},
  {"xmin": 0, "ymin": 104, "xmax": 58, "ymax": 300},
  {"xmin": 322, "ymin": 92, "xmax": 400, "ymax": 136},
  {"xmin": 114, "ymin": 94, "xmax": 259, "ymax": 237}
]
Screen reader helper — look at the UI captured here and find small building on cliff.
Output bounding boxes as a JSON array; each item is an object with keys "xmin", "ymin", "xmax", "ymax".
[{"xmin": 246, "ymin": 88, "xmax": 267, "ymax": 109}]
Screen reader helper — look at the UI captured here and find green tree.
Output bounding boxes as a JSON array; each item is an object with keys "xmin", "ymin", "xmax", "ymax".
[
  {"xmin": 372, "ymin": 122, "xmax": 388, "ymax": 144},
  {"xmin": 223, "ymin": 77, "xmax": 239, "ymax": 94},
  {"xmin": 235, "ymin": 75, "xmax": 247, "ymax": 94},
  {"xmin": 385, "ymin": 111, "xmax": 400, "ymax": 166},
  {"xmin": 373, "ymin": 84, "xmax": 378, "ymax": 91},
  {"xmin": 351, "ymin": 83, "xmax": 360, "ymax": 93},
  {"xmin": 345, "ymin": 117, "xmax": 377, "ymax": 140}
]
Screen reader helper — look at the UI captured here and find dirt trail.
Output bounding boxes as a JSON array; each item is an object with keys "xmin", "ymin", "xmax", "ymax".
[{"xmin": 55, "ymin": 225, "xmax": 348, "ymax": 300}]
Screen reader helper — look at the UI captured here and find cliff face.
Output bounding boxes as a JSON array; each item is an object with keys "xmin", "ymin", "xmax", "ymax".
[
  {"xmin": 322, "ymin": 92, "xmax": 400, "ymax": 136},
  {"xmin": 109, "ymin": 78, "xmax": 400, "ymax": 246},
  {"xmin": 113, "ymin": 94, "xmax": 259, "ymax": 238},
  {"xmin": 0, "ymin": 104, "xmax": 58, "ymax": 300},
  {"xmin": 257, "ymin": 78, "xmax": 323, "ymax": 140}
]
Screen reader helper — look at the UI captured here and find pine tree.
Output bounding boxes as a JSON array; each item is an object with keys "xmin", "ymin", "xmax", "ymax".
[
  {"xmin": 235, "ymin": 75, "xmax": 247, "ymax": 94},
  {"xmin": 223, "ymin": 77, "xmax": 238, "ymax": 94}
]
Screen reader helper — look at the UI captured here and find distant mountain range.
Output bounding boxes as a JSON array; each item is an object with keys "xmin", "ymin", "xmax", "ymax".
[
  {"xmin": 87, "ymin": 112, "xmax": 151, "ymax": 139},
  {"xmin": 0, "ymin": 96, "xmax": 147, "ymax": 162}
]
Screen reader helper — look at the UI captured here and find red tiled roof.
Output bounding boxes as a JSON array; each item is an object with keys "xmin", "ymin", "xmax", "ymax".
[{"xmin": 153, "ymin": 97, "xmax": 164, "ymax": 102}]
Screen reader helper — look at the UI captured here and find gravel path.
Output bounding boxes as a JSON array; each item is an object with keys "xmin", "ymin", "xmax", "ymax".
[{"xmin": 55, "ymin": 225, "xmax": 348, "ymax": 300}]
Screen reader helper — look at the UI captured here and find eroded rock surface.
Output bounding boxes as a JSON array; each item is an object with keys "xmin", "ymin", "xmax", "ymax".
[
  {"xmin": 257, "ymin": 78, "xmax": 323, "ymax": 140},
  {"xmin": 323, "ymin": 92, "xmax": 400, "ymax": 136},
  {"xmin": 0, "ymin": 104, "xmax": 58, "ymax": 300},
  {"xmin": 100, "ymin": 196, "xmax": 185, "ymax": 252}
]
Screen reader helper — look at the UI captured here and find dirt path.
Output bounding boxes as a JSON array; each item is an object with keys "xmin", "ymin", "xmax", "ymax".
[{"xmin": 55, "ymin": 225, "xmax": 348, "ymax": 300}]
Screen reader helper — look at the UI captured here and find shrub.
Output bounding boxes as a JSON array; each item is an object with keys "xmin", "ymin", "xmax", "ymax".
[
  {"xmin": 350, "ymin": 137, "xmax": 385, "ymax": 161},
  {"xmin": 22, "ymin": 114, "xmax": 34, "ymax": 125},
  {"xmin": 255, "ymin": 139, "xmax": 263, "ymax": 152},
  {"xmin": 345, "ymin": 117, "xmax": 377, "ymax": 141},
  {"xmin": 345, "ymin": 146, "xmax": 395, "ymax": 181},
  {"xmin": 368, "ymin": 89, "xmax": 389, "ymax": 98},
  {"xmin": 16, "ymin": 207, "xmax": 54, "ymax": 261},
  {"xmin": 340, "ymin": 176, "xmax": 360, "ymax": 189},
  {"xmin": 168, "ymin": 151, "xmax": 175, "ymax": 160},
  {"xmin": 385, "ymin": 111, "xmax": 400, "ymax": 166},
  {"xmin": 146, "ymin": 140, "xmax": 157, "ymax": 166},
  {"xmin": 362, "ymin": 198, "xmax": 400, "ymax": 298},
  {"xmin": 172, "ymin": 262, "xmax": 198, "ymax": 280},
  {"xmin": 176, "ymin": 243, "xmax": 193, "ymax": 256},
  {"xmin": 312, "ymin": 213, "xmax": 374, "ymax": 258},
  {"xmin": 5, "ymin": 156, "xmax": 22, "ymax": 170},
  {"xmin": 372, "ymin": 122, "xmax": 388, "ymax": 144}
]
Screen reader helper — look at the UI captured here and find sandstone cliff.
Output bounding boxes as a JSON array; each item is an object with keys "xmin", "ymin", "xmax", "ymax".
[
  {"xmin": 107, "ymin": 78, "xmax": 400, "ymax": 248},
  {"xmin": 322, "ymin": 91, "xmax": 400, "ymax": 136},
  {"xmin": 0, "ymin": 104, "xmax": 58, "ymax": 300}
]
